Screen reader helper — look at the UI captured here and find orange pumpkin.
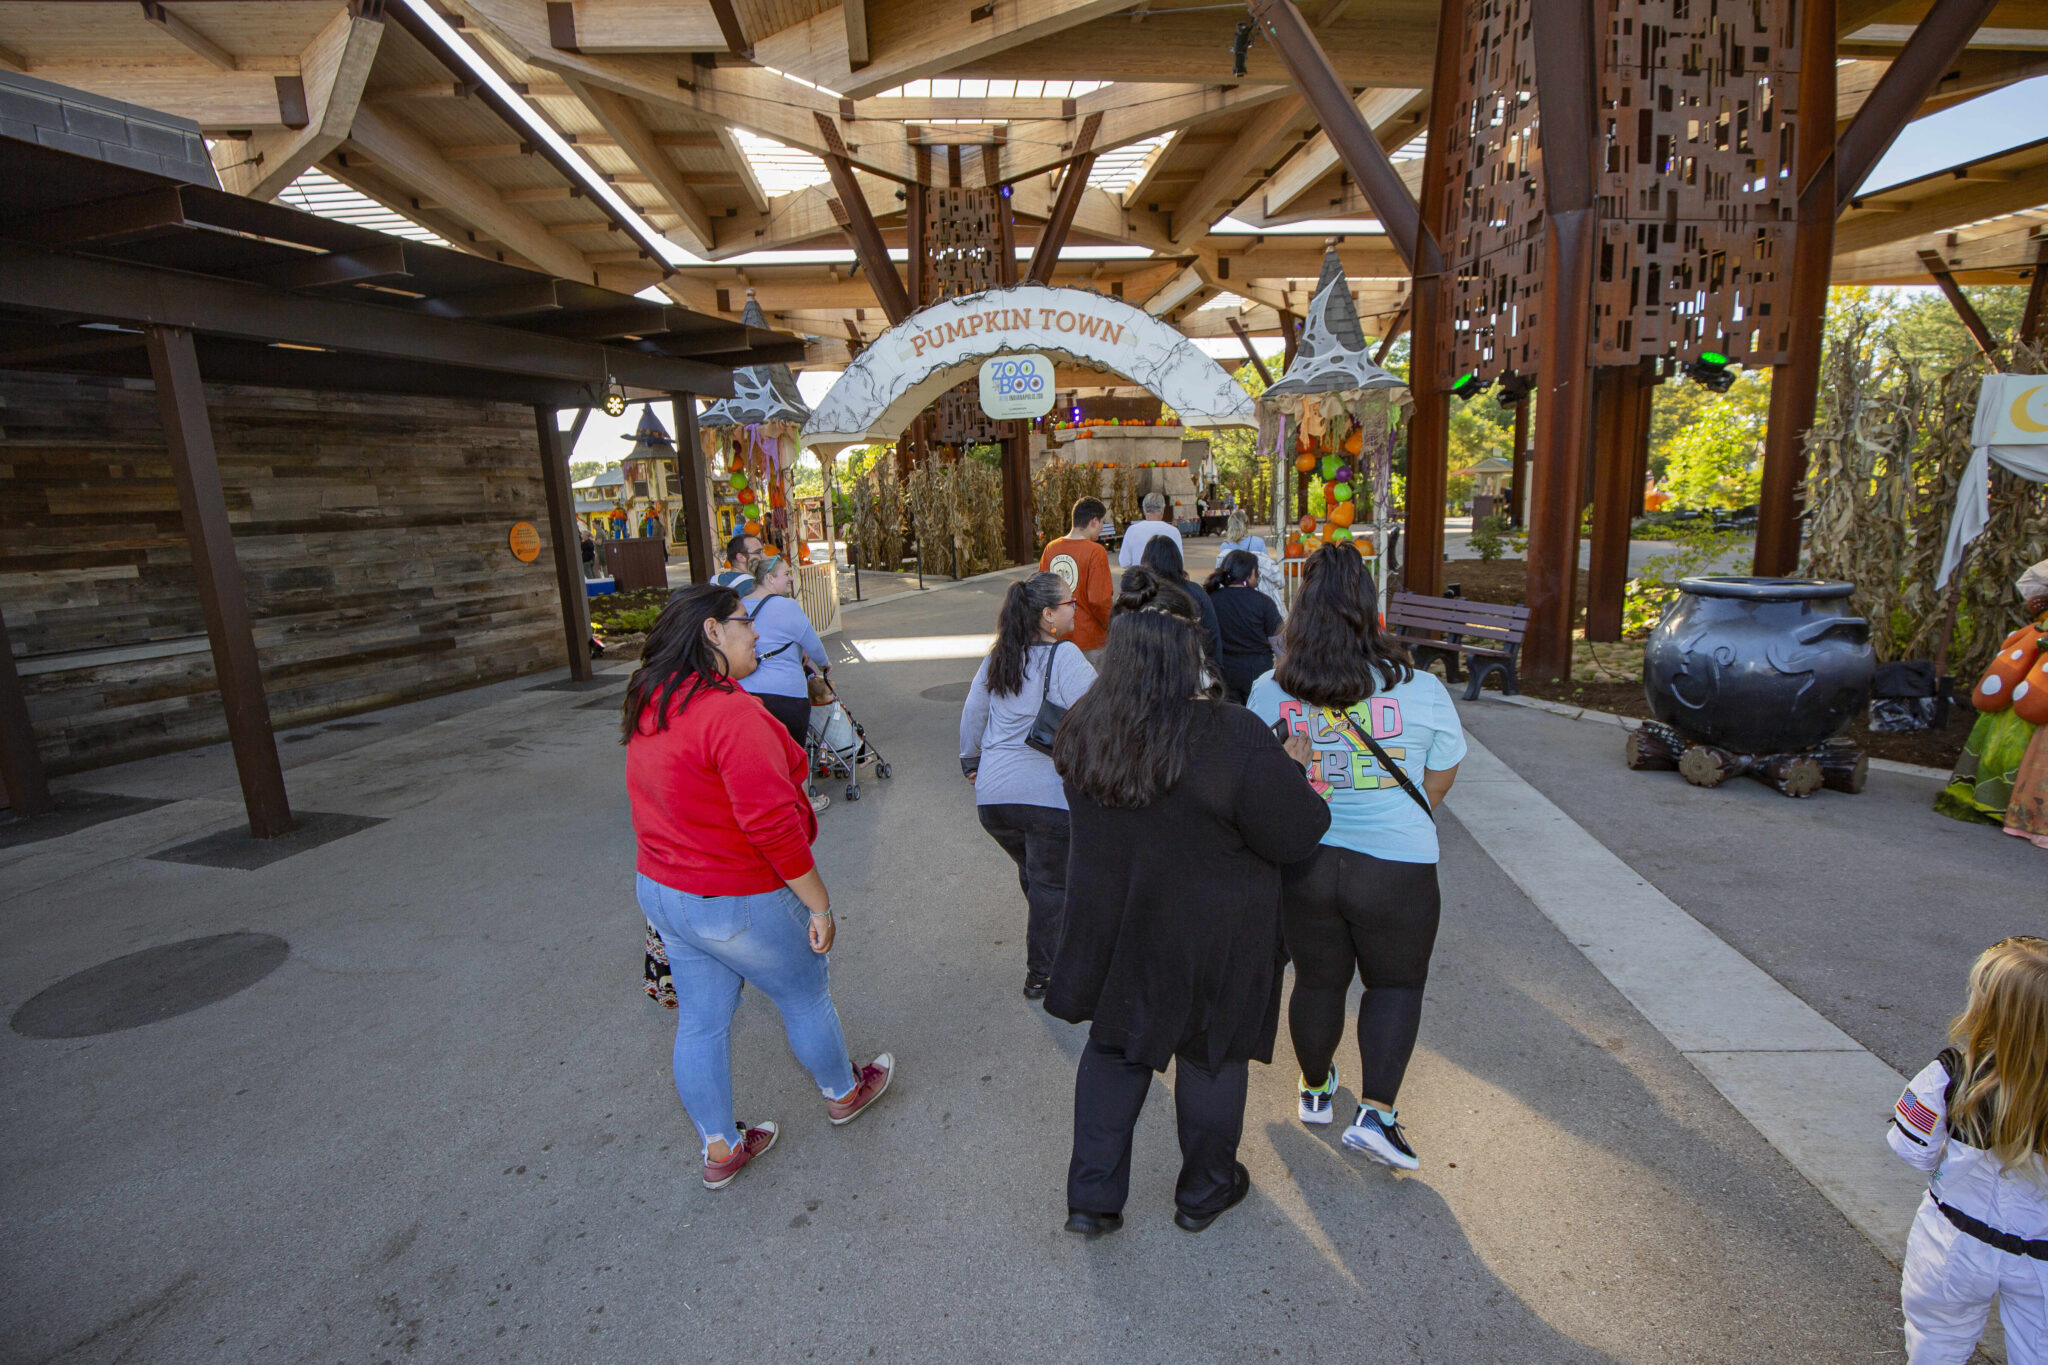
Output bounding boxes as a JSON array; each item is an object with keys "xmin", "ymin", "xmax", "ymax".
[
  {"xmin": 769, "ymin": 486, "xmax": 787, "ymax": 508},
  {"xmin": 2013, "ymin": 652, "xmax": 2048, "ymax": 724},
  {"xmin": 1329, "ymin": 501, "xmax": 1356, "ymax": 527},
  {"xmin": 1284, "ymin": 536, "xmax": 1305, "ymax": 559},
  {"xmin": 743, "ymin": 519, "xmax": 762, "ymax": 535},
  {"xmin": 1295, "ymin": 454, "xmax": 1316, "ymax": 474},
  {"xmin": 1974, "ymin": 639, "xmax": 2039, "ymax": 712},
  {"xmin": 795, "ymin": 539, "xmax": 811, "ymax": 564},
  {"xmin": 1296, "ymin": 433, "xmax": 1314, "ymax": 454},
  {"xmin": 1299, "ymin": 514, "xmax": 1316, "ymax": 535},
  {"xmin": 1342, "ymin": 427, "xmax": 1363, "ymax": 456}
]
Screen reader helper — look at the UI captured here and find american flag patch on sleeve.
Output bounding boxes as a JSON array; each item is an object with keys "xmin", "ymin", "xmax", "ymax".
[{"xmin": 1896, "ymin": 1091, "xmax": 1939, "ymax": 1134}]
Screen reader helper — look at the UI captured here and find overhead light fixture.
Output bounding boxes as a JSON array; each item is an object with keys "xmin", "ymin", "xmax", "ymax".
[
  {"xmin": 1230, "ymin": 20, "xmax": 1255, "ymax": 78},
  {"xmin": 1684, "ymin": 350, "xmax": 1737, "ymax": 392},
  {"xmin": 1495, "ymin": 370, "xmax": 1534, "ymax": 407},
  {"xmin": 1449, "ymin": 372, "xmax": 1491, "ymax": 401},
  {"xmin": 602, "ymin": 377, "xmax": 628, "ymax": 417}
]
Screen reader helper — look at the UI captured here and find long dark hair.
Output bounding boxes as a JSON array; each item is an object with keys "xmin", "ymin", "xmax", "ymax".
[
  {"xmin": 1273, "ymin": 542, "xmax": 1413, "ymax": 707},
  {"xmin": 1139, "ymin": 534, "xmax": 1186, "ymax": 581},
  {"xmin": 1204, "ymin": 549, "xmax": 1258, "ymax": 593},
  {"xmin": 1054, "ymin": 567, "xmax": 1204, "ymax": 809},
  {"xmin": 986, "ymin": 571, "xmax": 1067, "ymax": 697},
  {"xmin": 619, "ymin": 583, "xmax": 742, "ymax": 742}
]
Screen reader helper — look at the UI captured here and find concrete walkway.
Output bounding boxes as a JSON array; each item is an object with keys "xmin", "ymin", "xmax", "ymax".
[{"xmin": 2, "ymin": 574, "xmax": 1990, "ymax": 1363}]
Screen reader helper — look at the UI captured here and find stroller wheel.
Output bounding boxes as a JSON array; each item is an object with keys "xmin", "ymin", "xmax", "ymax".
[
  {"xmin": 844, "ymin": 783, "xmax": 862, "ymax": 801},
  {"xmin": 875, "ymin": 762, "xmax": 892, "ymax": 780}
]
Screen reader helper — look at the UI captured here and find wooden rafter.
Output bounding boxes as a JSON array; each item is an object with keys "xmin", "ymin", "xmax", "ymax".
[
  {"xmin": 1168, "ymin": 95, "xmax": 1306, "ymax": 246},
  {"xmin": 217, "ymin": 5, "xmax": 386, "ymax": 199},
  {"xmin": 139, "ymin": 0, "xmax": 238, "ymax": 71},
  {"xmin": 574, "ymin": 80, "xmax": 715, "ymax": 251}
]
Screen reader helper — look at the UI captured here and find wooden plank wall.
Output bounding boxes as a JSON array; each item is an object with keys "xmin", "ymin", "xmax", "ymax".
[{"xmin": 0, "ymin": 372, "xmax": 567, "ymax": 773}]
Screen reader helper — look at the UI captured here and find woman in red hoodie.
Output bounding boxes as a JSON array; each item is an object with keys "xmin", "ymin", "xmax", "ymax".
[{"xmin": 624, "ymin": 584, "xmax": 894, "ymax": 1190}]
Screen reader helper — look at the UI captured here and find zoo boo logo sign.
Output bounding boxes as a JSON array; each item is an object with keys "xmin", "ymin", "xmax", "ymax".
[{"xmin": 978, "ymin": 354, "xmax": 1056, "ymax": 419}]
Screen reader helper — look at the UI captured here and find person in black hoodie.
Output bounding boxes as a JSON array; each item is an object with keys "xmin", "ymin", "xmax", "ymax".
[
  {"xmin": 1136, "ymin": 535, "xmax": 1223, "ymax": 677},
  {"xmin": 1204, "ymin": 548, "xmax": 1284, "ymax": 704},
  {"xmin": 1048, "ymin": 569, "xmax": 1328, "ymax": 1236}
]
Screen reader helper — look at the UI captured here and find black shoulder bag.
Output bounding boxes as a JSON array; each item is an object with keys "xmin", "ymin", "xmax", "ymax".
[
  {"xmin": 1325, "ymin": 706, "xmax": 1434, "ymax": 820},
  {"xmin": 1024, "ymin": 641, "xmax": 1070, "ymax": 756}
]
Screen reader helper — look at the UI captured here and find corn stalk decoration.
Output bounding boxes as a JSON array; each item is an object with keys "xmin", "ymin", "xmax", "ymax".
[
  {"xmin": 847, "ymin": 455, "xmax": 906, "ymax": 570},
  {"xmin": 906, "ymin": 459, "xmax": 1008, "ymax": 579},
  {"xmin": 1805, "ymin": 330, "xmax": 2047, "ymax": 682},
  {"xmin": 1033, "ymin": 460, "xmax": 1107, "ymax": 548}
]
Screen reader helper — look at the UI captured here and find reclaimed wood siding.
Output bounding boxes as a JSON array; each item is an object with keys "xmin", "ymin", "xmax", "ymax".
[{"xmin": 1, "ymin": 373, "xmax": 565, "ymax": 773}]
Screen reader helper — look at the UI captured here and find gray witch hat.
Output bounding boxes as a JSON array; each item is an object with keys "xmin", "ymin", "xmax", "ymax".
[
  {"xmin": 698, "ymin": 293, "xmax": 813, "ymax": 427},
  {"xmin": 1263, "ymin": 248, "xmax": 1405, "ymax": 398}
]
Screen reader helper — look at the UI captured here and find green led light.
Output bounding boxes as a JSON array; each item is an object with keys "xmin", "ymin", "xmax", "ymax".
[
  {"xmin": 1699, "ymin": 351, "xmax": 1729, "ymax": 366},
  {"xmin": 1451, "ymin": 372, "xmax": 1476, "ymax": 391}
]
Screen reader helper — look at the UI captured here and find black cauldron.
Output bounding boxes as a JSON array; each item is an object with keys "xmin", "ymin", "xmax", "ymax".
[{"xmin": 1643, "ymin": 577, "xmax": 1874, "ymax": 754}]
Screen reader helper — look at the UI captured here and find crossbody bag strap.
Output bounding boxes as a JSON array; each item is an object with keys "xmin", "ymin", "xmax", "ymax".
[
  {"xmin": 1036, "ymin": 640, "xmax": 1063, "ymax": 706},
  {"xmin": 1324, "ymin": 705, "xmax": 1434, "ymax": 821},
  {"xmin": 746, "ymin": 596, "xmax": 797, "ymax": 661}
]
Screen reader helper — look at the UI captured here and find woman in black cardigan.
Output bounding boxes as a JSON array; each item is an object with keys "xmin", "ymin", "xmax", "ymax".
[{"xmin": 1048, "ymin": 569, "xmax": 1329, "ymax": 1236}]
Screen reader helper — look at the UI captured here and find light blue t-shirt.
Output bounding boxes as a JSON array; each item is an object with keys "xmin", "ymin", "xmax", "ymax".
[{"xmin": 1246, "ymin": 668, "xmax": 1467, "ymax": 864}]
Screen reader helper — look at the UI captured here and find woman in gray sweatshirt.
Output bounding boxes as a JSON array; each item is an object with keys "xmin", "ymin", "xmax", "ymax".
[{"xmin": 960, "ymin": 572, "xmax": 1098, "ymax": 1000}]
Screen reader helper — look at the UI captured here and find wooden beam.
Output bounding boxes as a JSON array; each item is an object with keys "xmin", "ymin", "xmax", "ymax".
[
  {"xmin": 0, "ymin": 44, "xmax": 26, "ymax": 75},
  {"xmin": 544, "ymin": 0, "xmax": 726, "ymax": 53},
  {"xmin": 346, "ymin": 103, "xmax": 596, "ymax": 280},
  {"xmin": 750, "ymin": 0, "xmax": 1131, "ymax": 100},
  {"xmin": 1168, "ymin": 95, "xmax": 1307, "ymax": 247},
  {"xmin": 1835, "ymin": 0, "xmax": 2000, "ymax": 208},
  {"xmin": 672, "ymin": 394, "xmax": 717, "ymax": 585},
  {"xmin": 999, "ymin": 83, "xmax": 1283, "ymax": 186},
  {"xmin": 1919, "ymin": 249, "xmax": 2003, "ymax": 359},
  {"xmin": 535, "ymin": 406, "xmax": 594, "ymax": 680},
  {"xmin": 845, "ymin": 0, "xmax": 872, "ymax": 66},
  {"xmin": 575, "ymin": 80, "xmax": 715, "ymax": 252},
  {"xmin": 817, "ymin": 116, "xmax": 912, "ymax": 321},
  {"xmin": 1837, "ymin": 162, "xmax": 2048, "ymax": 253},
  {"xmin": 708, "ymin": 0, "xmax": 752, "ymax": 57},
  {"xmin": 716, "ymin": 126, "xmax": 771, "ymax": 213},
  {"xmin": 948, "ymin": 8, "xmax": 1435, "ymax": 86},
  {"xmin": 1226, "ymin": 314, "xmax": 1272, "ymax": 385},
  {"xmin": 1372, "ymin": 303, "xmax": 1408, "ymax": 364},
  {"xmin": 0, "ymin": 609, "xmax": 50, "ymax": 818},
  {"xmin": 27, "ymin": 66, "xmax": 290, "ymax": 127},
  {"xmin": 1522, "ymin": 0, "xmax": 1601, "ymax": 679},
  {"xmin": 218, "ymin": 6, "xmax": 384, "ymax": 199},
  {"xmin": 1756, "ymin": 0, "xmax": 1838, "ymax": 577},
  {"xmin": 1248, "ymin": 87, "xmax": 1423, "ymax": 222},
  {"xmin": 139, "ymin": 0, "xmax": 238, "ymax": 71},
  {"xmin": 144, "ymin": 324, "xmax": 293, "ymax": 839}
]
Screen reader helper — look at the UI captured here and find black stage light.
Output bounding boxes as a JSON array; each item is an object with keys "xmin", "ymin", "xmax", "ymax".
[
  {"xmin": 1683, "ymin": 351, "xmax": 1737, "ymax": 392},
  {"xmin": 1495, "ymin": 370, "xmax": 1534, "ymax": 406},
  {"xmin": 1449, "ymin": 371, "xmax": 1492, "ymax": 401},
  {"xmin": 1230, "ymin": 20, "xmax": 1255, "ymax": 78}
]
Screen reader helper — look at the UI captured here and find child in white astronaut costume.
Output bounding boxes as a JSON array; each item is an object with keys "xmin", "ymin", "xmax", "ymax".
[{"xmin": 1887, "ymin": 936, "xmax": 2048, "ymax": 1364}]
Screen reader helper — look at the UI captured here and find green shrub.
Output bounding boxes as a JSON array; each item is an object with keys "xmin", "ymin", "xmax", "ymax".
[{"xmin": 1466, "ymin": 513, "xmax": 1510, "ymax": 562}]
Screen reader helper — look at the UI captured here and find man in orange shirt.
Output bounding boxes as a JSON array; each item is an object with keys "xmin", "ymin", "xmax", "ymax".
[{"xmin": 1039, "ymin": 497, "xmax": 1112, "ymax": 658}]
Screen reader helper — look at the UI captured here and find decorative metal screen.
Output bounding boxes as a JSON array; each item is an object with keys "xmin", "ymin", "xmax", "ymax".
[
  {"xmin": 925, "ymin": 187, "xmax": 1004, "ymax": 445},
  {"xmin": 1438, "ymin": 0, "xmax": 1800, "ymax": 383}
]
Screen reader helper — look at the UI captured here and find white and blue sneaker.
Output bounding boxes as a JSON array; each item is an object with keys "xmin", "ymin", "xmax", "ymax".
[
  {"xmin": 1298, "ymin": 1067, "xmax": 1338, "ymax": 1125},
  {"xmin": 1342, "ymin": 1104, "xmax": 1419, "ymax": 1170}
]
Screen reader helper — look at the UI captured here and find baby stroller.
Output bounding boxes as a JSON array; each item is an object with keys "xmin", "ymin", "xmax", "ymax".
[{"xmin": 806, "ymin": 675, "xmax": 893, "ymax": 802}]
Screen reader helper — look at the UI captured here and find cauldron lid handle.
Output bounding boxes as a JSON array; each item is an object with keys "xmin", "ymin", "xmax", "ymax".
[{"xmin": 1793, "ymin": 615, "xmax": 1869, "ymax": 644}]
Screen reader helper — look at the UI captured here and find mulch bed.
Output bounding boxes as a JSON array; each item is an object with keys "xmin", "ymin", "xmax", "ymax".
[
  {"xmin": 1425, "ymin": 557, "xmax": 1968, "ymax": 771},
  {"xmin": 589, "ymin": 588, "xmax": 668, "ymax": 630}
]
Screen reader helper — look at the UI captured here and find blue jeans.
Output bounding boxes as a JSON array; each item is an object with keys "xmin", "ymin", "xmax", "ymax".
[{"xmin": 636, "ymin": 874, "xmax": 858, "ymax": 1150}]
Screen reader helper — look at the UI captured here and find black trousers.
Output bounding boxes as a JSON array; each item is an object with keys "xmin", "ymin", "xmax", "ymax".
[
  {"xmin": 975, "ymin": 803, "xmax": 1069, "ymax": 979},
  {"xmin": 757, "ymin": 691, "xmax": 811, "ymax": 748},
  {"xmin": 1218, "ymin": 651, "xmax": 1273, "ymax": 705},
  {"xmin": 1067, "ymin": 1038, "xmax": 1248, "ymax": 1218},
  {"xmin": 1282, "ymin": 844, "xmax": 1441, "ymax": 1107}
]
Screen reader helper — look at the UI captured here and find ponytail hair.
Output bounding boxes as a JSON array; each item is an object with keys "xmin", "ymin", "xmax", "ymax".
[
  {"xmin": 986, "ymin": 571, "xmax": 1068, "ymax": 697},
  {"xmin": 1204, "ymin": 549, "xmax": 1259, "ymax": 593},
  {"xmin": 1053, "ymin": 567, "xmax": 1204, "ymax": 808}
]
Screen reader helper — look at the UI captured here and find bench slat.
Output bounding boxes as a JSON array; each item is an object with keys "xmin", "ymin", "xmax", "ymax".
[
  {"xmin": 1395, "ymin": 593, "xmax": 1530, "ymax": 620},
  {"xmin": 1385, "ymin": 614, "xmax": 1524, "ymax": 642}
]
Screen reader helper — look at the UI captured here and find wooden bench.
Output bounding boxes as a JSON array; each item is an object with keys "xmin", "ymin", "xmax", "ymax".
[{"xmin": 1384, "ymin": 592, "xmax": 1530, "ymax": 700}]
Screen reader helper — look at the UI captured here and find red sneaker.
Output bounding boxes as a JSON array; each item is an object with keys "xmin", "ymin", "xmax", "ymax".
[
  {"xmin": 702, "ymin": 1121, "xmax": 777, "ymax": 1190},
  {"xmin": 827, "ymin": 1053, "xmax": 895, "ymax": 1126}
]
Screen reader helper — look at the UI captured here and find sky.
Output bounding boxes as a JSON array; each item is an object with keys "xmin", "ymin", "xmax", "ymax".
[{"xmin": 1855, "ymin": 75, "xmax": 2048, "ymax": 195}]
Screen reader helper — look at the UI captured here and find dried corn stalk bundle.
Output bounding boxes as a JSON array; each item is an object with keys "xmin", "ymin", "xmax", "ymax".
[
  {"xmin": 1033, "ymin": 460, "xmax": 1105, "ymax": 548},
  {"xmin": 1107, "ymin": 463, "xmax": 1139, "ymax": 529},
  {"xmin": 848, "ymin": 456, "xmax": 906, "ymax": 571},
  {"xmin": 1805, "ymin": 331, "xmax": 2048, "ymax": 681},
  {"xmin": 906, "ymin": 459, "xmax": 1009, "ymax": 579}
]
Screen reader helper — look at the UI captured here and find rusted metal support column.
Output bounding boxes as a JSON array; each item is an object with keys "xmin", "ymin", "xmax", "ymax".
[
  {"xmin": 1373, "ymin": 303, "xmax": 1410, "ymax": 366},
  {"xmin": 1586, "ymin": 365, "xmax": 1648, "ymax": 642},
  {"xmin": 1522, "ymin": 0, "xmax": 1601, "ymax": 682},
  {"xmin": 1834, "ymin": 0, "xmax": 2000, "ymax": 210},
  {"xmin": 1399, "ymin": 0, "xmax": 1466, "ymax": 598},
  {"xmin": 1508, "ymin": 395, "xmax": 1530, "ymax": 528},
  {"xmin": 1755, "ymin": 0, "xmax": 1836, "ymax": 576},
  {"xmin": 1629, "ymin": 361, "xmax": 1657, "ymax": 517},
  {"xmin": 1027, "ymin": 118, "xmax": 1101, "ymax": 284},
  {"xmin": 535, "ymin": 406, "xmax": 594, "ymax": 680},
  {"xmin": 1227, "ymin": 315, "xmax": 1273, "ymax": 385},
  {"xmin": 1001, "ymin": 422, "xmax": 1034, "ymax": 563},
  {"xmin": 817, "ymin": 115, "xmax": 911, "ymax": 324},
  {"xmin": 1280, "ymin": 309, "xmax": 1300, "ymax": 370},
  {"xmin": 0, "ymin": 608, "xmax": 51, "ymax": 817},
  {"xmin": 2022, "ymin": 238, "xmax": 2048, "ymax": 347},
  {"xmin": 1919, "ymin": 250, "xmax": 2002, "ymax": 361},
  {"xmin": 145, "ymin": 323, "xmax": 292, "ymax": 838},
  {"xmin": 671, "ymin": 394, "xmax": 718, "ymax": 588},
  {"xmin": 906, "ymin": 181, "xmax": 929, "ymax": 308}
]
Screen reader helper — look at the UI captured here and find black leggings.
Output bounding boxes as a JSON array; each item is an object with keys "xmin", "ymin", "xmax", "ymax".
[
  {"xmin": 1282, "ymin": 845, "xmax": 1441, "ymax": 1107},
  {"xmin": 757, "ymin": 691, "xmax": 811, "ymax": 748}
]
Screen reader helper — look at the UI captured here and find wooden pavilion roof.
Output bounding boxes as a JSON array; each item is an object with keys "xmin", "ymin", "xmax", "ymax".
[{"xmin": 0, "ymin": 0, "xmax": 2041, "ymax": 366}]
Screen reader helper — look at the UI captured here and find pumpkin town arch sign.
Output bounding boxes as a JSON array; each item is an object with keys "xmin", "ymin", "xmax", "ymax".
[{"xmin": 802, "ymin": 284, "xmax": 1256, "ymax": 454}]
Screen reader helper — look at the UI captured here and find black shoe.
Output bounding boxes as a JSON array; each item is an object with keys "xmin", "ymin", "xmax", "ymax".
[
  {"xmin": 1173, "ymin": 1162, "xmax": 1250, "ymax": 1233},
  {"xmin": 1064, "ymin": 1210, "xmax": 1122, "ymax": 1236},
  {"xmin": 1022, "ymin": 973, "xmax": 1050, "ymax": 1000}
]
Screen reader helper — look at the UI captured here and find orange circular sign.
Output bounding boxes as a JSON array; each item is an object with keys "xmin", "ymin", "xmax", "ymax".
[{"xmin": 508, "ymin": 521, "xmax": 542, "ymax": 563}]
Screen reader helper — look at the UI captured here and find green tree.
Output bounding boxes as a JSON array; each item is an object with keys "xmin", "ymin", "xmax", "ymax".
[
  {"xmin": 1663, "ymin": 371, "xmax": 1772, "ymax": 508},
  {"xmin": 569, "ymin": 461, "xmax": 605, "ymax": 483}
]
